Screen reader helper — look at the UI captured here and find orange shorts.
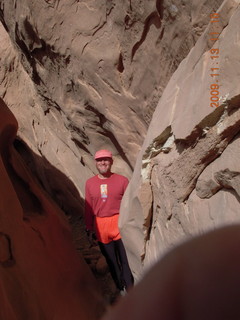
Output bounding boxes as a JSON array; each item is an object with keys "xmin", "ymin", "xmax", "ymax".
[{"xmin": 95, "ymin": 214, "xmax": 121, "ymax": 244}]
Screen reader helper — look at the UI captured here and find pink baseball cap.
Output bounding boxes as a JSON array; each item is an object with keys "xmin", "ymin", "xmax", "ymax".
[{"xmin": 94, "ymin": 149, "xmax": 113, "ymax": 160}]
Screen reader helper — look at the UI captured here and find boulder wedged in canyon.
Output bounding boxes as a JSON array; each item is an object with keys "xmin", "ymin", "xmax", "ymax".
[
  {"xmin": 120, "ymin": 0, "xmax": 240, "ymax": 279},
  {"xmin": 0, "ymin": 99, "xmax": 104, "ymax": 319}
]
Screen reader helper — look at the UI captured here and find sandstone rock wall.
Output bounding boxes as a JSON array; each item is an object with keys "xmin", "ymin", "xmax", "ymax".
[
  {"xmin": 0, "ymin": 0, "xmax": 223, "ymax": 216},
  {"xmin": 120, "ymin": 0, "xmax": 240, "ymax": 279},
  {"xmin": 0, "ymin": 99, "xmax": 104, "ymax": 319}
]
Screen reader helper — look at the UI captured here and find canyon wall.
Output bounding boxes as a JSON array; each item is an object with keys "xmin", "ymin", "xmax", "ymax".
[
  {"xmin": 0, "ymin": 100, "xmax": 104, "ymax": 319},
  {"xmin": 120, "ymin": 0, "xmax": 240, "ymax": 279},
  {"xmin": 0, "ymin": 0, "xmax": 223, "ymax": 216}
]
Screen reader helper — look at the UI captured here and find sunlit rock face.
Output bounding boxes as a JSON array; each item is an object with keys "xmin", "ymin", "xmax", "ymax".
[
  {"xmin": 0, "ymin": 0, "xmax": 223, "ymax": 216},
  {"xmin": 0, "ymin": 99, "xmax": 104, "ymax": 319},
  {"xmin": 120, "ymin": 0, "xmax": 240, "ymax": 279}
]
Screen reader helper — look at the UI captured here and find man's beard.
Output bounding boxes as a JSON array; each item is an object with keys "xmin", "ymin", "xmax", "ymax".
[{"xmin": 99, "ymin": 168, "xmax": 109, "ymax": 174}]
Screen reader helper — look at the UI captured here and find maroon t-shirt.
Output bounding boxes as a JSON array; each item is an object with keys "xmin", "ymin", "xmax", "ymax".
[{"xmin": 85, "ymin": 173, "xmax": 129, "ymax": 231}]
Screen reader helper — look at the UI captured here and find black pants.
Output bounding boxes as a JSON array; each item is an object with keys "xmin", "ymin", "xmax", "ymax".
[{"xmin": 98, "ymin": 239, "xmax": 134, "ymax": 290}]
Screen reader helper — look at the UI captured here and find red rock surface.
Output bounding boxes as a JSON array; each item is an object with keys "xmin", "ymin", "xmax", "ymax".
[{"xmin": 0, "ymin": 99, "xmax": 104, "ymax": 319}]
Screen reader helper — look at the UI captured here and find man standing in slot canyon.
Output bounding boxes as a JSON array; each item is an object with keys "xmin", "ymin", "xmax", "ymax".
[{"xmin": 85, "ymin": 149, "xmax": 134, "ymax": 294}]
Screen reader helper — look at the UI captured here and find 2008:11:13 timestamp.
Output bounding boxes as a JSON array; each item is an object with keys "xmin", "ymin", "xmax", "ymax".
[{"xmin": 209, "ymin": 13, "xmax": 220, "ymax": 108}]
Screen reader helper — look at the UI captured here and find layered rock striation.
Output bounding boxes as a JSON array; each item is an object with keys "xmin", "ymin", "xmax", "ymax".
[{"xmin": 120, "ymin": 0, "xmax": 240, "ymax": 279}]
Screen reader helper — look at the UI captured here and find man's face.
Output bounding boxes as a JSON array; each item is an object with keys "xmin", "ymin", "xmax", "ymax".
[{"xmin": 95, "ymin": 157, "xmax": 113, "ymax": 175}]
